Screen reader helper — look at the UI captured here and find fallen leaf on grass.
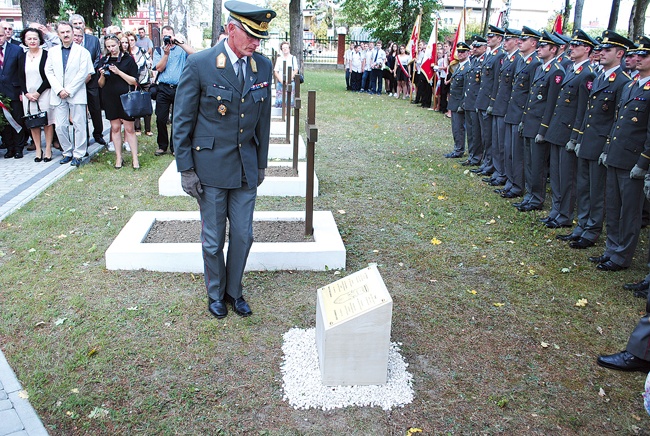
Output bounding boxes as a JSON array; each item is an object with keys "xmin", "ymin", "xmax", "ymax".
[
  {"xmin": 88, "ymin": 406, "xmax": 109, "ymax": 419},
  {"xmin": 486, "ymin": 219, "xmax": 496, "ymax": 225},
  {"xmin": 632, "ymin": 414, "xmax": 641, "ymax": 421},
  {"xmin": 541, "ymin": 342, "xmax": 549, "ymax": 348},
  {"xmin": 18, "ymin": 390, "xmax": 29, "ymax": 399},
  {"xmin": 561, "ymin": 267, "xmax": 570, "ymax": 273},
  {"xmin": 108, "ymin": 206, "xmax": 118, "ymax": 211},
  {"xmin": 0, "ymin": 250, "xmax": 5, "ymax": 257},
  {"xmin": 467, "ymin": 290, "xmax": 477, "ymax": 295},
  {"xmin": 87, "ymin": 348, "xmax": 98, "ymax": 357},
  {"xmin": 597, "ymin": 326, "xmax": 603, "ymax": 335},
  {"xmin": 431, "ymin": 238, "xmax": 442, "ymax": 245},
  {"xmin": 372, "ymin": 249, "xmax": 379, "ymax": 253},
  {"xmin": 126, "ymin": 306, "xmax": 138, "ymax": 311},
  {"xmin": 57, "ymin": 234, "xmax": 67, "ymax": 239},
  {"xmin": 87, "ymin": 244, "xmax": 96, "ymax": 253},
  {"xmin": 54, "ymin": 317, "xmax": 67, "ymax": 326},
  {"xmin": 463, "ymin": 169, "xmax": 470, "ymax": 174},
  {"xmin": 437, "ymin": 195, "xmax": 447, "ymax": 200},
  {"xmin": 554, "ymin": 344, "xmax": 560, "ymax": 349},
  {"xmin": 599, "ymin": 388, "xmax": 606, "ymax": 397},
  {"xmin": 71, "ymin": 388, "xmax": 79, "ymax": 394},
  {"xmin": 337, "ymin": 210, "xmax": 346, "ymax": 214},
  {"xmin": 406, "ymin": 429, "xmax": 423, "ymax": 436},
  {"xmin": 575, "ymin": 298, "xmax": 588, "ymax": 307},
  {"xmin": 65, "ymin": 411, "xmax": 77, "ymax": 418},
  {"xmin": 493, "ymin": 302, "xmax": 504, "ymax": 307},
  {"xmin": 528, "ymin": 269, "xmax": 536, "ymax": 275}
]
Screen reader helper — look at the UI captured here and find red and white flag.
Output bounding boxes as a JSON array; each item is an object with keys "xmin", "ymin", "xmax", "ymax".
[
  {"xmin": 553, "ymin": 14, "xmax": 563, "ymax": 34},
  {"xmin": 408, "ymin": 13, "xmax": 421, "ymax": 59},
  {"xmin": 449, "ymin": 9, "xmax": 466, "ymax": 64},
  {"xmin": 421, "ymin": 18, "xmax": 438, "ymax": 83}
]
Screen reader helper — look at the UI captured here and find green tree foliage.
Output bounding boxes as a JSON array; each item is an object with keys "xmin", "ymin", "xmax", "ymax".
[
  {"xmin": 51, "ymin": 0, "xmax": 139, "ymax": 29},
  {"xmin": 340, "ymin": 0, "xmax": 440, "ymax": 44}
]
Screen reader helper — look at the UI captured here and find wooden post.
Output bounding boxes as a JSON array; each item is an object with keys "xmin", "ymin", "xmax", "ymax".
[
  {"xmin": 293, "ymin": 79, "xmax": 301, "ymax": 174},
  {"xmin": 304, "ymin": 90, "xmax": 317, "ymax": 237},
  {"xmin": 281, "ymin": 60, "xmax": 287, "ymax": 121},
  {"xmin": 286, "ymin": 66, "xmax": 293, "ymax": 144}
]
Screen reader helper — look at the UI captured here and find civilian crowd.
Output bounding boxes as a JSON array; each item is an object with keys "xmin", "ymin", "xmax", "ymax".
[{"xmin": 0, "ymin": 17, "xmax": 195, "ymax": 169}]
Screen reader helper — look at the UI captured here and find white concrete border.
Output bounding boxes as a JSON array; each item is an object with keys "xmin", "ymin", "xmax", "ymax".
[
  {"xmin": 159, "ymin": 160, "xmax": 318, "ymax": 197},
  {"xmin": 105, "ymin": 211, "xmax": 345, "ymax": 272},
  {"xmin": 269, "ymin": 134, "xmax": 306, "ymax": 159}
]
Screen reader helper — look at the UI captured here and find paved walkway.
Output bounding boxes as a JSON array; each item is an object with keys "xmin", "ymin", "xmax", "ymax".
[{"xmin": 0, "ymin": 120, "xmax": 109, "ymax": 436}]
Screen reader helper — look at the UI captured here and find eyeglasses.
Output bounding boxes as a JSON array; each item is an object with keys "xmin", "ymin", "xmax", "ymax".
[{"xmin": 105, "ymin": 34, "xmax": 120, "ymax": 41}]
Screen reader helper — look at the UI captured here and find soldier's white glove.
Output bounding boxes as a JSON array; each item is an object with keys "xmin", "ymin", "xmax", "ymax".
[
  {"xmin": 565, "ymin": 139, "xmax": 576, "ymax": 152},
  {"xmin": 518, "ymin": 122, "xmax": 524, "ymax": 135},
  {"xmin": 644, "ymin": 174, "xmax": 650, "ymax": 199},
  {"xmin": 598, "ymin": 152, "xmax": 607, "ymax": 167},
  {"xmin": 574, "ymin": 143, "xmax": 581, "ymax": 156},
  {"xmin": 486, "ymin": 105, "xmax": 493, "ymax": 115},
  {"xmin": 535, "ymin": 134, "xmax": 545, "ymax": 144},
  {"xmin": 630, "ymin": 164, "xmax": 647, "ymax": 180},
  {"xmin": 181, "ymin": 170, "xmax": 203, "ymax": 199}
]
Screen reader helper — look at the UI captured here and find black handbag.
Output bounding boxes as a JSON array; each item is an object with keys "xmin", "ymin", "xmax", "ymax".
[
  {"xmin": 120, "ymin": 86, "xmax": 153, "ymax": 118},
  {"xmin": 23, "ymin": 100, "xmax": 48, "ymax": 129}
]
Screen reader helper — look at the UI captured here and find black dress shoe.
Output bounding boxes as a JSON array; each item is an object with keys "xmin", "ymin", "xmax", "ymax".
[
  {"xmin": 482, "ymin": 177, "xmax": 492, "ymax": 183},
  {"xmin": 623, "ymin": 279, "xmax": 650, "ymax": 292},
  {"xmin": 208, "ymin": 299, "xmax": 228, "ymax": 319},
  {"xmin": 588, "ymin": 254, "xmax": 610, "ymax": 263},
  {"xmin": 4, "ymin": 149, "xmax": 15, "ymax": 159},
  {"xmin": 226, "ymin": 296, "xmax": 252, "ymax": 317},
  {"xmin": 494, "ymin": 188, "xmax": 507, "ymax": 194},
  {"xmin": 518, "ymin": 204, "xmax": 542, "ymax": 212},
  {"xmin": 479, "ymin": 171, "xmax": 494, "ymax": 176},
  {"xmin": 60, "ymin": 156, "xmax": 73, "ymax": 164},
  {"xmin": 597, "ymin": 351, "xmax": 650, "ymax": 372},
  {"xmin": 470, "ymin": 168, "xmax": 482, "ymax": 173},
  {"xmin": 596, "ymin": 260, "xmax": 627, "ymax": 271},
  {"xmin": 13, "ymin": 151, "xmax": 23, "ymax": 159},
  {"xmin": 546, "ymin": 219, "xmax": 572, "ymax": 229},
  {"xmin": 501, "ymin": 191, "xmax": 521, "ymax": 198},
  {"xmin": 461, "ymin": 160, "xmax": 472, "ymax": 166},
  {"xmin": 569, "ymin": 237, "xmax": 595, "ymax": 249},
  {"xmin": 556, "ymin": 233, "xmax": 579, "ymax": 242},
  {"xmin": 444, "ymin": 151, "xmax": 464, "ymax": 158},
  {"xmin": 94, "ymin": 136, "xmax": 107, "ymax": 146},
  {"xmin": 635, "ymin": 289, "xmax": 649, "ymax": 299},
  {"xmin": 539, "ymin": 216, "xmax": 552, "ymax": 223}
]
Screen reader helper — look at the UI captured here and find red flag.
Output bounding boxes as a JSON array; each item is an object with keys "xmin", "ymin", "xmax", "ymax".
[
  {"xmin": 408, "ymin": 13, "xmax": 421, "ymax": 58},
  {"xmin": 449, "ymin": 9, "xmax": 466, "ymax": 63},
  {"xmin": 421, "ymin": 18, "xmax": 438, "ymax": 83},
  {"xmin": 553, "ymin": 14, "xmax": 563, "ymax": 34}
]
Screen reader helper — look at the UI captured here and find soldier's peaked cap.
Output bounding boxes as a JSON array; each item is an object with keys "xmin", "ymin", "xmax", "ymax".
[
  {"xmin": 539, "ymin": 30, "xmax": 563, "ymax": 47},
  {"xmin": 487, "ymin": 25, "xmax": 506, "ymax": 37},
  {"xmin": 553, "ymin": 32, "xmax": 572, "ymax": 44},
  {"xmin": 456, "ymin": 41, "xmax": 470, "ymax": 52},
  {"xmin": 225, "ymin": 1, "xmax": 276, "ymax": 39},
  {"xmin": 599, "ymin": 30, "xmax": 633, "ymax": 50},
  {"xmin": 570, "ymin": 29, "xmax": 598, "ymax": 48},
  {"xmin": 520, "ymin": 26, "xmax": 541, "ymax": 39}
]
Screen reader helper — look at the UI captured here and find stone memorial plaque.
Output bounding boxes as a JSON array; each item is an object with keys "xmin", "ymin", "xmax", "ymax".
[{"xmin": 316, "ymin": 264, "xmax": 393, "ymax": 386}]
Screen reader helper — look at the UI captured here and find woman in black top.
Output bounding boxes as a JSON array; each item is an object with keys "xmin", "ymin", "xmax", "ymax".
[{"xmin": 98, "ymin": 34, "xmax": 140, "ymax": 169}]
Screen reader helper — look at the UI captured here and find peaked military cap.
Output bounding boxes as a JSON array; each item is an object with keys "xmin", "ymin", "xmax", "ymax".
[
  {"xmin": 599, "ymin": 30, "xmax": 634, "ymax": 50},
  {"xmin": 504, "ymin": 28, "xmax": 522, "ymax": 39},
  {"xmin": 486, "ymin": 25, "xmax": 506, "ymax": 38},
  {"xmin": 626, "ymin": 41, "xmax": 639, "ymax": 55},
  {"xmin": 635, "ymin": 35, "xmax": 650, "ymax": 55},
  {"xmin": 539, "ymin": 30, "xmax": 563, "ymax": 47},
  {"xmin": 570, "ymin": 29, "xmax": 598, "ymax": 48},
  {"xmin": 470, "ymin": 34, "xmax": 487, "ymax": 46},
  {"xmin": 520, "ymin": 26, "xmax": 541, "ymax": 40},
  {"xmin": 456, "ymin": 41, "xmax": 471, "ymax": 52},
  {"xmin": 225, "ymin": 0, "xmax": 276, "ymax": 39},
  {"xmin": 553, "ymin": 32, "xmax": 572, "ymax": 45}
]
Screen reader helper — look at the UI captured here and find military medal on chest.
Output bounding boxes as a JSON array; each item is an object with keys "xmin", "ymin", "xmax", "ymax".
[{"xmin": 218, "ymin": 104, "xmax": 227, "ymax": 116}]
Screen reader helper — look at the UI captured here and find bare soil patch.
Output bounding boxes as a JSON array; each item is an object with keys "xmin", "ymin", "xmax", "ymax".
[
  {"xmin": 144, "ymin": 219, "xmax": 314, "ymax": 243},
  {"xmin": 266, "ymin": 166, "xmax": 297, "ymax": 177},
  {"xmin": 270, "ymin": 137, "xmax": 290, "ymax": 144}
]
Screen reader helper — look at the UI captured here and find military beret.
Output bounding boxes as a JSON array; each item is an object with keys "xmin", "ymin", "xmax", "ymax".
[{"xmin": 225, "ymin": 0, "xmax": 276, "ymax": 39}]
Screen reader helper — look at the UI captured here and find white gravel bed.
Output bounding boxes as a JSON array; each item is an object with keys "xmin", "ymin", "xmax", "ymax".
[{"xmin": 280, "ymin": 327, "xmax": 414, "ymax": 410}]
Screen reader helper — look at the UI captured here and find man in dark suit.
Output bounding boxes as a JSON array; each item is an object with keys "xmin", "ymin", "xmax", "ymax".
[
  {"xmin": 590, "ymin": 36, "xmax": 650, "ymax": 272},
  {"xmin": 71, "ymin": 14, "xmax": 105, "ymax": 146},
  {"xmin": 542, "ymin": 30, "xmax": 597, "ymax": 229},
  {"xmin": 0, "ymin": 26, "xmax": 26, "ymax": 158},
  {"xmin": 519, "ymin": 31, "xmax": 566, "ymax": 212},
  {"xmin": 559, "ymin": 31, "xmax": 632, "ymax": 249},
  {"xmin": 504, "ymin": 27, "xmax": 541, "ymax": 203},
  {"xmin": 444, "ymin": 42, "xmax": 470, "ymax": 158},
  {"xmin": 174, "ymin": 1, "xmax": 275, "ymax": 319},
  {"xmin": 476, "ymin": 25, "xmax": 506, "ymax": 178},
  {"xmin": 463, "ymin": 37, "xmax": 487, "ymax": 167}
]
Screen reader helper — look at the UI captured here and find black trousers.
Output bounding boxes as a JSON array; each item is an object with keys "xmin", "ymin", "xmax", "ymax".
[
  {"xmin": 155, "ymin": 83, "xmax": 177, "ymax": 152},
  {"xmin": 86, "ymin": 86, "xmax": 103, "ymax": 139},
  {"xmin": 1, "ymin": 99, "xmax": 26, "ymax": 152}
]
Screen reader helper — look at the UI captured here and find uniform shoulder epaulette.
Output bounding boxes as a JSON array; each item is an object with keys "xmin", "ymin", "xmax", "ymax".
[
  {"xmin": 628, "ymin": 81, "xmax": 636, "ymax": 88},
  {"xmin": 553, "ymin": 62, "xmax": 561, "ymax": 69},
  {"xmin": 622, "ymin": 71, "xmax": 632, "ymax": 80}
]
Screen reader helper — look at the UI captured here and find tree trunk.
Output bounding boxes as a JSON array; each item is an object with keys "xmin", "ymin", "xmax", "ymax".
[
  {"xmin": 629, "ymin": 0, "xmax": 650, "ymax": 40},
  {"xmin": 608, "ymin": 0, "xmax": 621, "ymax": 30},
  {"xmin": 103, "ymin": 0, "xmax": 113, "ymax": 28},
  {"xmin": 211, "ymin": 0, "xmax": 221, "ymax": 47},
  {"xmin": 289, "ymin": 0, "xmax": 303, "ymax": 72},
  {"xmin": 482, "ymin": 0, "xmax": 492, "ymax": 36},
  {"xmin": 563, "ymin": 0, "xmax": 571, "ymax": 33},
  {"xmin": 20, "ymin": 0, "xmax": 46, "ymax": 26},
  {"xmin": 574, "ymin": 0, "xmax": 584, "ymax": 30}
]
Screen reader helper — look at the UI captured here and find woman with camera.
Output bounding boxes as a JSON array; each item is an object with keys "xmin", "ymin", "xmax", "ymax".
[
  {"xmin": 98, "ymin": 34, "xmax": 140, "ymax": 169},
  {"xmin": 18, "ymin": 27, "xmax": 54, "ymax": 162},
  {"xmin": 124, "ymin": 32, "xmax": 153, "ymax": 137}
]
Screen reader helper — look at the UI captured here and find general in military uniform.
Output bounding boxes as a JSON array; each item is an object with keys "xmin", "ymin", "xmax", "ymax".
[
  {"xmin": 464, "ymin": 36, "xmax": 487, "ymax": 167},
  {"xmin": 174, "ymin": 1, "xmax": 275, "ymax": 318},
  {"xmin": 444, "ymin": 42, "xmax": 471, "ymax": 158}
]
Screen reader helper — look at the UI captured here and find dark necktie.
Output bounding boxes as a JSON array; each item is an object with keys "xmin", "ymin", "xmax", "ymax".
[
  {"xmin": 237, "ymin": 58, "xmax": 245, "ymax": 91},
  {"xmin": 0, "ymin": 46, "xmax": 4, "ymax": 70}
]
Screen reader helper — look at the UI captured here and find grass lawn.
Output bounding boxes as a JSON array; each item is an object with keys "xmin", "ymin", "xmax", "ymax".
[{"xmin": 1, "ymin": 68, "xmax": 650, "ymax": 434}]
